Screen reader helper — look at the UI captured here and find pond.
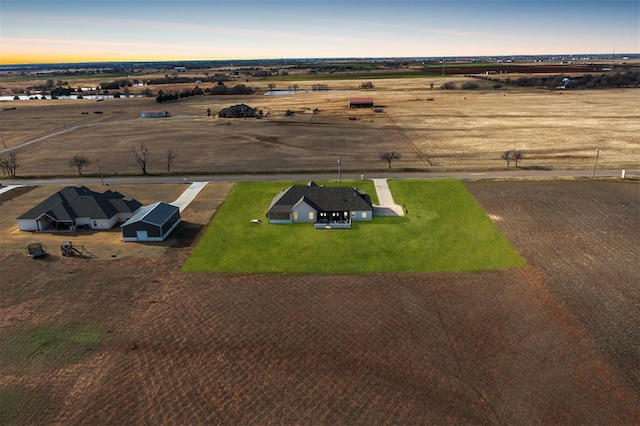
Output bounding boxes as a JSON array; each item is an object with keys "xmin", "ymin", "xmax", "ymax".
[{"xmin": 264, "ymin": 90, "xmax": 356, "ymax": 96}]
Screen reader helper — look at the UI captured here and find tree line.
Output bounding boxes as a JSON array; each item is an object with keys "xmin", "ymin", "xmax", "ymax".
[{"xmin": 474, "ymin": 71, "xmax": 640, "ymax": 90}]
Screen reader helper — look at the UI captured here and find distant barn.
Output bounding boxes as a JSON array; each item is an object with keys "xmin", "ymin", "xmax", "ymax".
[{"xmin": 349, "ymin": 98, "xmax": 374, "ymax": 108}]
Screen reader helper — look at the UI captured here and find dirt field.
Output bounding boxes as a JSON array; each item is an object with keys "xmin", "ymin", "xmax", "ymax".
[
  {"xmin": 1, "ymin": 80, "xmax": 638, "ymax": 177},
  {"xmin": 0, "ymin": 179, "xmax": 638, "ymax": 424}
]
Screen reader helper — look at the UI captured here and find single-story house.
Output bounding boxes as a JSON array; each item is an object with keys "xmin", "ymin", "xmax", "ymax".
[
  {"xmin": 17, "ymin": 186, "xmax": 142, "ymax": 232},
  {"xmin": 349, "ymin": 97, "xmax": 374, "ymax": 108},
  {"xmin": 218, "ymin": 103, "xmax": 257, "ymax": 118},
  {"xmin": 121, "ymin": 201, "xmax": 181, "ymax": 242},
  {"xmin": 140, "ymin": 111, "xmax": 169, "ymax": 118},
  {"xmin": 266, "ymin": 181, "xmax": 372, "ymax": 227}
]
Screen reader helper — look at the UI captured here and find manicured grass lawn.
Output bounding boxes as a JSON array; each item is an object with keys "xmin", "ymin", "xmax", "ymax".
[{"xmin": 183, "ymin": 179, "xmax": 526, "ymax": 273}]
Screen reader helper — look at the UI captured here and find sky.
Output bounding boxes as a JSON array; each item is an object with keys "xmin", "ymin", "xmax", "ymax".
[{"xmin": 1, "ymin": 0, "xmax": 638, "ymax": 64}]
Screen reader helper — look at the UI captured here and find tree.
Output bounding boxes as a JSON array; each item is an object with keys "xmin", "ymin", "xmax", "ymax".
[
  {"xmin": 132, "ymin": 142, "xmax": 151, "ymax": 175},
  {"xmin": 166, "ymin": 149, "xmax": 177, "ymax": 172},
  {"xmin": 501, "ymin": 150, "xmax": 514, "ymax": 167},
  {"xmin": 501, "ymin": 150, "xmax": 524, "ymax": 167},
  {"xmin": 380, "ymin": 151, "xmax": 400, "ymax": 168},
  {"xmin": 513, "ymin": 150, "xmax": 524, "ymax": 167},
  {"xmin": 267, "ymin": 83, "xmax": 276, "ymax": 91},
  {"xmin": 440, "ymin": 81, "xmax": 456, "ymax": 90},
  {"xmin": 69, "ymin": 155, "xmax": 91, "ymax": 176},
  {"xmin": 461, "ymin": 82, "xmax": 479, "ymax": 90},
  {"xmin": 0, "ymin": 152, "xmax": 18, "ymax": 177}
]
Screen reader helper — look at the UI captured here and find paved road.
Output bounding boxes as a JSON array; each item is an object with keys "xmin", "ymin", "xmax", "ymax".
[{"xmin": 1, "ymin": 169, "xmax": 637, "ymax": 187}]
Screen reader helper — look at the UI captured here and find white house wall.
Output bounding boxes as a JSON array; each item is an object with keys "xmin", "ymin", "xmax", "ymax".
[{"xmin": 75, "ymin": 217, "xmax": 115, "ymax": 230}]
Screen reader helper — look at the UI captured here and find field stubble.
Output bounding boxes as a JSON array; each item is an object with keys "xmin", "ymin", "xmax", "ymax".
[
  {"xmin": 1, "ymin": 80, "xmax": 638, "ymax": 176},
  {"xmin": 0, "ymin": 180, "xmax": 638, "ymax": 424}
]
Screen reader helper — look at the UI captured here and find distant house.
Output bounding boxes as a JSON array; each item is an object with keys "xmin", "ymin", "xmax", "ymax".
[
  {"xmin": 266, "ymin": 181, "xmax": 373, "ymax": 228},
  {"xmin": 349, "ymin": 98, "xmax": 374, "ymax": 108},
  {"xmin": 140, "ymin": 111, "xmax": 169, "ymax": 118},
  {"xmin": 121, "ymin": 201, "xmax": 180, "ymax": 242},
  {"xmin": 17, "ymin": 186, "xmax": 142, "ymax": 232},
  {"xmin": 218, "ymin": 103, "xmax": 257, "ymax": 118}
]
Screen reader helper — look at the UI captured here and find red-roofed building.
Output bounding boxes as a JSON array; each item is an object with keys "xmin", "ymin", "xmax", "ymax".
[{"xmin": 349, "ymin": 98, "xmax": 374, "ymax": 108}]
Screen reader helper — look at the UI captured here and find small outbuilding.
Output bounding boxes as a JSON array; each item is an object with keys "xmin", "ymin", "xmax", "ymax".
[
  {"xmin": 349, "ymin": 98, "xmax": 374, "ymax": 108},
  {"xmin": 121, "ymin": 202, "xmax": 181, "ymax": 242},
  {"xmin": 140, "ymin": 111, "xmax": 169, "ymax": 118}
]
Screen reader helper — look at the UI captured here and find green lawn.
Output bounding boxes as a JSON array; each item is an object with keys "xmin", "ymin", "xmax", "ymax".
[{"xmin": 183, "ymin": 179, "xmax": 526, "ymax": 273}]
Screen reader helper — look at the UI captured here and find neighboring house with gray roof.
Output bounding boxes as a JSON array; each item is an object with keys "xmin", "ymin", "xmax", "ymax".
[
  {"xmin": 16, "ymin": 186, "xmax": 142, "ymax": 232},
  {"xmin": 266, "ymin": 181, "xmax": 372, "ymax": 228},
  {"xmin": 121, "ymin": 201, "xmax": 181, "ymax": 242}
]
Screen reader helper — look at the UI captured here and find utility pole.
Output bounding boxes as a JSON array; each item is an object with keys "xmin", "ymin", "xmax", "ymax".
[
  {"xmin": 338, "ymin": 156, "xmax": 342, "ymax": 183},
  {"xmin": 593, "ymin": 149, "xmax": 601, "ymax": 180},
  {"xmin": 98, "ymin": 159, "xmax": 104, "ymax": 185}
]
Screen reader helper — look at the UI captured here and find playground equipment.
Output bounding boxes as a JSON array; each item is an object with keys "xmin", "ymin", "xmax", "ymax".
[
  {"xmin": 60, "ymin": 241, "xmax": 93, "ymax": 258},
  {"xmin": 26, "ymin": 243, "xmax": 47, "ymax": 258}
]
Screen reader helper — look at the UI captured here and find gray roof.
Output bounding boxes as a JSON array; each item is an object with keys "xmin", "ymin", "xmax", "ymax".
[
  {"xmin": 267, "ymin": 181, "xmax": 372, "ymax": 215},
  {"xmin": 121, "ymin": 201, "xmax": 179, "ymax": 227},
  {"xmin": 17, "ymin": 186, "xmax": 142, "ymax": 221}
]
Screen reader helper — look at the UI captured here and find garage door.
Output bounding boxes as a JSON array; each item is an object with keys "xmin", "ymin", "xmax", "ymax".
[{"xmin": 136, "ymin": 230, "xmax": 148, "ymax": 241}]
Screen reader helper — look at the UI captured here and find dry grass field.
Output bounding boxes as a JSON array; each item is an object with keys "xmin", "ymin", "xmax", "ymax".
[
  {"xmin": 1, "ymin": 78, "xmax": 638, "ymax": 177},
  {"xmin": 0, "ymin": 179, "xmax": 638, "ymax": 424}
]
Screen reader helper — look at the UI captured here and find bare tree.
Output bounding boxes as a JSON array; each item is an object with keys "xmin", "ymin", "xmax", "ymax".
[
  {"xmin": 268, "ymin": 83, "xmax": 276, "ymax": 91},
  {"xmin": 69, "ymin": 155, "xmax": 91, "ymax": 176},
  {"xmin": 513, "ymin": 150, "xmax": 524, "ymax": 167},
  {"xmin": 0, "ymin": 152, "xmax": 18, "ymax": 177},
  {"xmin": 166, "ymin": 149, "xmax": 177, "ymax": 172},
  {"xmin": 380, "ymin": 151, "xmax": 401, "ymax": 168},
  {"xmin": 501, "ymin": 150, "xmax": 524, "ymax": 167},
  {"xmin": 132, "ymin": 142, "xmax": 151, "ymax": 175},
  {"xmin": 501, "ymin": 150, "xmax": 514, "ymax": 167}
]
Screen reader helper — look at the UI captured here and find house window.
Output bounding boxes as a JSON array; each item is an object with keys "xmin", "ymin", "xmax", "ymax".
[
  {"xmin": 292, "ymin": 212, "xmax": 298, "ymax": 221},
  {"xmin": 361, "ymin": 212, "xmax": 368, "ymax": 219},
  {"xmin": 351, "ymin": 212, "xmax": 356, "ymax": 218},
  {"xmin": 308, "ymin": 212, "xmax": 314, "ymax": 220}
]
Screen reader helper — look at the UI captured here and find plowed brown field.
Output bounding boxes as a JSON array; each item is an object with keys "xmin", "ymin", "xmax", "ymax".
[{"xmin": 1, "ymin": 179, "xmax": 638, "ymax": 424}]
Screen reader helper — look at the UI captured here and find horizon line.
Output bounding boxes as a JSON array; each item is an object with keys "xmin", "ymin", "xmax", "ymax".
[{"xmin": 1, "ymin": 52, "xmax": 637, "ymax": 67}]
